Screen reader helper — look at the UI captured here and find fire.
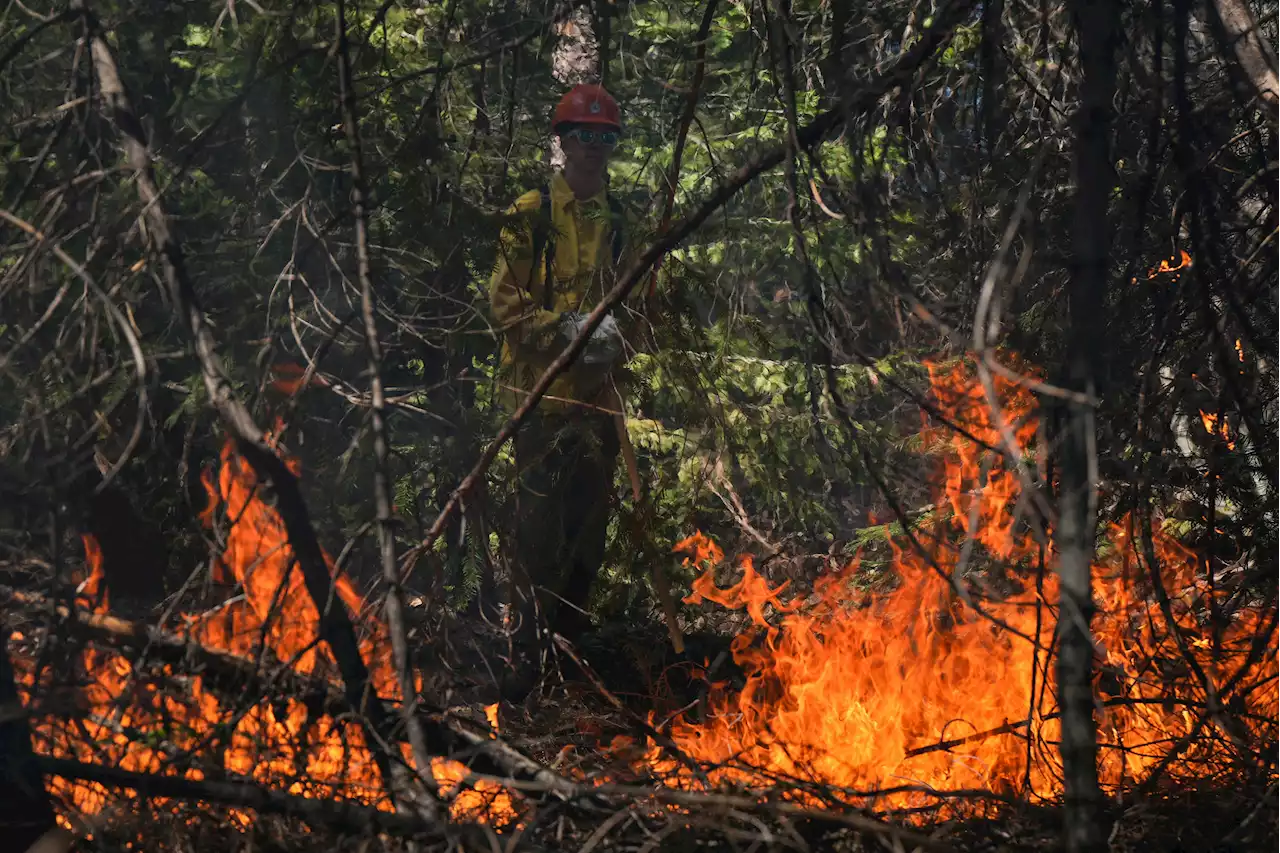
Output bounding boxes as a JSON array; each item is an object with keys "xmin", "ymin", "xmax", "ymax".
[
  {"xmin": 75, "ymin": 532, "xmax": 108, "ymax": 614},
  {"xmin": 19, "ymin": 426, "xmax": 514, "ymax": 828},
  {"xmin": 642, "ymin": 357, "xmax": 1275, "ymax": 811},
  {"xmin": 268, "ymin": 362, "xmax": 330, "ymax": 396},
  {"xmin": 1150, "ymin": 250, "xmax": 1193, "ymax": 276},
  {"xmin": 1134, "ymin": 249, "xmax": 1193, "ymax": 284},
  {"xmin": 1198, "ymin": 410, "xmax": 1236, "ymax": 450}
]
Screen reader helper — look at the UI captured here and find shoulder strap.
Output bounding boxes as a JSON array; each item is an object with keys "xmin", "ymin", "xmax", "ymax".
[
  {"xmin": 531, "ymin": 185, "xmax": 555, "ymax": 310},
  {"xmin": 607, "ymin": 194, "xmax": 625, "ymax": 266},
  {"xmin": 532, "ymin": 186, "xmax": 623, "ymax": 310}
]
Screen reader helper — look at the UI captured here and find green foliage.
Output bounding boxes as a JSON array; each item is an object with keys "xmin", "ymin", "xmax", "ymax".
[{"xmin": 5, "ymin": 0, "xmax": 1265, "ymax": 643}]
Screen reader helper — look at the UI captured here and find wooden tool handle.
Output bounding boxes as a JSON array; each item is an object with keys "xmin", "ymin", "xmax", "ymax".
[{"xmin": 613, "ymin": 413, "xmax": 685, "ymax": 654}]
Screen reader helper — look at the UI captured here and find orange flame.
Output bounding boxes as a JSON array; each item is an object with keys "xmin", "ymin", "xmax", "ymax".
[
  {"xmin": 1198, "ymin": 410, "xmax": 1236, "ymax": 451},
  {"xmin": 1149, "ymin": 250, "xmax": 1193, "ymax": 278},
  {"xmin": 21, "ymin": 431, "xmax": 514, "ymax": 827},
  {"xmin": 76, "ymin": 533, "xmax": 108, "ymax": 614},
  {"xmin": 642, "ymin": 357, "xmax": 1275, "ymax": 811},
  {"xmin": 268, "ymin": 362, "xmax": 324, "ymax": 396}
]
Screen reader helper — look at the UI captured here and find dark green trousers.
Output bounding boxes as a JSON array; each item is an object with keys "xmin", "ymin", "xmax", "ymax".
[{"xmin": 507, "ymin": 412, "xmax": 619, "ymax": 690}]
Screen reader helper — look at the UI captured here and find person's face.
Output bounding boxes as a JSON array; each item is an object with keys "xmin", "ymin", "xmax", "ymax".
[{"xmin": 559, "ymin": 124, "xmax": 619, "ymax": 175}]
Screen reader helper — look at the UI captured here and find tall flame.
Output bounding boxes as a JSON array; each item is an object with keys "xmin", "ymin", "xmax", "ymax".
[
  {"xmin": 641, "ymin": 357, "xmax": 1275, "ymax": 810},
  {"xmin": 21, "ymin": 426, "xmax": 513, "ymax": 827}
]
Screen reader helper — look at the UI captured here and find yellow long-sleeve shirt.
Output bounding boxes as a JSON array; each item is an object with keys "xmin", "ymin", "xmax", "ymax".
[{"xmin": 489, "ymin": 172, "xmax": 647, "ymax": 415}]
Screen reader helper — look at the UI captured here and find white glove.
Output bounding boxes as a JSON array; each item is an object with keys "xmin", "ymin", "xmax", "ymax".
[{"xmin": 559, "ymin": 312, "xmax": 623, "ymax": 369}]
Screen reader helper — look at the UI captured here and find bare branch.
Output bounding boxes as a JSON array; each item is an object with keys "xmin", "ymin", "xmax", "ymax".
[
  {"xmin": 3, "ymin": 581, "xmax": 590, "ymax": 806},
  {"xmin": 335, "ymin": 0, "xmax": 440, "ymax": 816},
  {"xmin": 73, "ymin": 0, "xmax": 415, "ymax": 805},
  {"xmin": 32, "ymin": 756, "xmax": 449, "ymax": 838}
]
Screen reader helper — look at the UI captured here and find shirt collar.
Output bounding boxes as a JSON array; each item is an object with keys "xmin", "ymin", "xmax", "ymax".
[{"xmin": 550, "ymin": 171, "xmax": 607, "ymax": 211}]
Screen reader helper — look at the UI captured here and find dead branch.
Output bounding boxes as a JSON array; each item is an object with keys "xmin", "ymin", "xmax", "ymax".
[
  {"xmin": 1, "ymin": 582, "xmax": 335, "ymax": 707},
  {"xmin": 73, "ymin": 0, "xmax": 410, "ymax": 806},
  {"xmin": 1058, "ymin": 4, "xmax": 1121, "ymax": 850},
  {"xmin": 32, "ymin": 755, "xmax": 449, "ymax": 838},
  {"xmin": 648, "ymin": 0, "xmax": 721, "ymax": 300},
  {"xmin": 550, "ymin": 635, "xmax": 711, "ymax": 788},
  {"xmin": 0, "ymin": 8, "xmax": 78, "ymax": 73},
  {"xmin": 335, "ymin": 0, "xmax": 439, "ymax": 814},
  {"xmin": 586, "ymin": 784, "xmax": 960, "ymax": 853},
  {"xmin": 399, "ymin": 0, "xmax": 980, "ymax": 581}
]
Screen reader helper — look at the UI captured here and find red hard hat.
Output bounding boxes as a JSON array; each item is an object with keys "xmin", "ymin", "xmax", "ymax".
[{"xmin": 552, "ymin": 84, "xmax": 621, "ymax": 131}]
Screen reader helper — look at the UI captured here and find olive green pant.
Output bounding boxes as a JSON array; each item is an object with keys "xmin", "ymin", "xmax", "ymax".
[{"xmin": 506, "ymin": 412, "xmax": 619, "ymax": 691}]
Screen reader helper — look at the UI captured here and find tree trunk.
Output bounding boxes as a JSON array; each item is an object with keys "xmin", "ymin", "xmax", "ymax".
[
  {"xmin": 1, "ymin": 628, "xmax": 69, "ymax": 853},
  {"xmin": 550, "ymin": 7, "xmax": 600, "ymax": 168},
  {"xmin": 594, "ymin": 0, "xmax": 612, "ymax": 91},
  {"xmin": 1057, "ymin": 2, "xmax": 1121, "ymax": 852},
  {"xmin": 1206, "ymin": 0, "xmax": 1279, "ymax": 106}
]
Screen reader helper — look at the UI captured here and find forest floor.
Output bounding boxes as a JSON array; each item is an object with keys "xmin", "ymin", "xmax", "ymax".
[
  {"xmin": 415, "ymin": 616, "xmax": 1278, "ymax": 853},
  {"xmin": 41, "ymin": 608, "xmax": 1276, "ymax": 852}
]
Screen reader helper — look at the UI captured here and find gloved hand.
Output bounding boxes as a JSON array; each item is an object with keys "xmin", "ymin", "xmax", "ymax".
[{"xmin": 557, "ymin": 312, "xmax": 623, "ymax": 369}]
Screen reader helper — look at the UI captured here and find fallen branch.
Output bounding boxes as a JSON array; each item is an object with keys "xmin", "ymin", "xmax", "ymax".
[
  {"xmin": 34, "ymin": 756, "xmax": 446, "ymax": 838},
  {"xmin": 586, "ymin": 784, "xmax": 959, "ymax": 853},
  {"xmin": 551, "ymin": 635, "xmax": 710, "ymax": 788},
  {"xmin": 903, "ymin": 694, "xmax": 1276, "ymax": 760},
  {"xmin": 3, "ymin": 583, "xmax": 590, "ymax": 803},
  {"xmin": 1, "ymin": 583, "xmax": 337, "ymax": 712},
  {"xmin": 399, "ymin": 0, "xmax": 979, "ymax": 581},
  {"xmin": 35, "ymin": 755, "xmax": 952, "ymax": 851}
]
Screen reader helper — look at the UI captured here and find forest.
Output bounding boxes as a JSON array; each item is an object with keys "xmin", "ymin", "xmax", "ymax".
[{"xmin": 0, "ymin": 0, "xmax": 1276, "ymax": 850}]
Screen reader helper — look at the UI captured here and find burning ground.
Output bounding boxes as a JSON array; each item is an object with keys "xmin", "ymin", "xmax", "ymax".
[{"xmin": 5, "ymin": 356, "xmax": 1276, "ymax": 850}]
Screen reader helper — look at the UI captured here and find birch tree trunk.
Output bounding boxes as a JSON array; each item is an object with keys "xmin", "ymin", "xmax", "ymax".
[
  {"xmin": 1206, "ymin": 0, "xmax": 1279, "ymax": 106},
  {"xmin": 550, "ymin": 7, "xmax": 600, "ymax": 168}
]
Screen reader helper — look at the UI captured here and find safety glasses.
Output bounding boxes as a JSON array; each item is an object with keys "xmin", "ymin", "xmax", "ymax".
[{"xmin": 562, "ymin": 127, "xmax": 619, "ymax": 147}]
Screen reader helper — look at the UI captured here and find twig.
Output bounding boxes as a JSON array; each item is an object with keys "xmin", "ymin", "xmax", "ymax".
[
  {"xmin": 1, "ymin": 581, "xmax": 346, "ymax": 715},
  {"xmin": 363, "ymin": 0, "xmax": 589, "ymax": 97},
  {"xmin": 399, "ymin": 0, "xmax": 980, "ymax": 582},
  {"xmin": 589, "ymin": 785, "xmax": 958, "ymax": 853},
  {"xmin": 551, "ymin": 635, "xmax": 711, "ymax": 789},
  {"xmin": 0, "ymin": 8, "xmax": 79, "ymax": 73},
  {"xmin": 0, "ymin": 209, "xmax": 148, "ymax": 493},
  {"xmin": 335, "ymin": 0, "xmax": 439, "ymax": 815}
]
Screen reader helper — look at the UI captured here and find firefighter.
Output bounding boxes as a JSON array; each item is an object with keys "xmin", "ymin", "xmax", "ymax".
[{"xmin": 488, "ymin": 84, "xmax": 646, "ymax": 700}]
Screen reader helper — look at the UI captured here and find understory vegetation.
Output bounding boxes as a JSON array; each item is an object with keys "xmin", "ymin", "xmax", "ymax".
[{"xmin": 1, "ymin": 0, "xmax": 1275, "ymax": 850}]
